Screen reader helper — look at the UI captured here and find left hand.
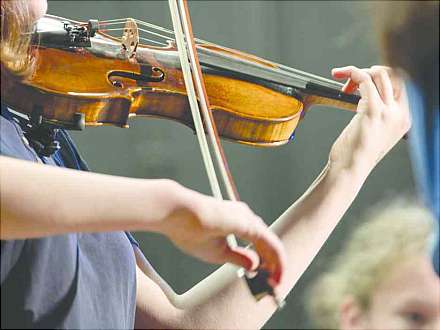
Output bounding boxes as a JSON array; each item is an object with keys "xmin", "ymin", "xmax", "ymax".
[{"xmin": 329, "ymin": 65, "xmax": 411, "ymax": 174}]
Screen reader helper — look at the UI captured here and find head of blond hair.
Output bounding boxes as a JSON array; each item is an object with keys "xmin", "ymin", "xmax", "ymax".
[
  {"xmin": 1, "ymin": 0, "xmax": 36, "ymax": 77},
  {"xmin": 306, "ymin": 200, "xmax": 435, "ymax": 329}
]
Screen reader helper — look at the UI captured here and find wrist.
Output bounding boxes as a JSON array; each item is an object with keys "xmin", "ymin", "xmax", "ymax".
[
  {"xmin": 327, "ymin": 155, "xmax": 373, "ymax": 185},
  {"xmin": 139, "ymin": 179, "xmax": 194, "ymax": 234},
  {"xmin": 323, "ymin": 161, "xmax": 371, "ymax": 198}
]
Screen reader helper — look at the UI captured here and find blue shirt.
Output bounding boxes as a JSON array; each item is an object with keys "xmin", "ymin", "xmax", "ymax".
[
  {"xmin": 0, "ymin": 106, "xmax": 139, "ymax": 329},
  {"xmin": 406, "ymin": 81, "xmax": 440, "ymax": 275}
]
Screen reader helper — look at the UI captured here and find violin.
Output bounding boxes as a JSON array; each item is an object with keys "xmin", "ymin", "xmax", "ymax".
[
  {"xmin": 0, "ymin": 3, "xmax": 361, "ymax": 306},
  {"xmin": 1, "ymin": 14, "xmax": 359, "ymax": 147}
]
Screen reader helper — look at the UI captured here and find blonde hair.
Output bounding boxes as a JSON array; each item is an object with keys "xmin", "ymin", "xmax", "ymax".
[
  {"xmin": 1, "ymin": 0, "xmax": 36, "ymax": 76},
  {"xmin": 307, "ymin": 200, "xmax": 435, "ymax": 329}
]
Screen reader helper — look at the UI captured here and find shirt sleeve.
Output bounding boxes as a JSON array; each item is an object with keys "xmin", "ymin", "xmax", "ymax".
[{"xmin": 0, "ymin": 115, "xmax": 36, "ymax": 161}]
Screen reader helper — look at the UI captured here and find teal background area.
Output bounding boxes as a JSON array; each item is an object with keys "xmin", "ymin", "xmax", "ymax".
[{"xmin": 47, "ymin": 1, "xmax": 415, "ymax": 328}]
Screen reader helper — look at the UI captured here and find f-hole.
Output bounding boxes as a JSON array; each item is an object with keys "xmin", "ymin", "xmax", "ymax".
[{"xmin": 108, "ymin": 67, "xmax": 165, "ymax": 86}]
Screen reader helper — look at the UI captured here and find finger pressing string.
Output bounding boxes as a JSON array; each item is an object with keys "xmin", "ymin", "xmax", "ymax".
[
  {"xmin": 332, "ymin": 66, "xmax": 384, "ymax": 116},
  {"xmin": 366, "ymin": 67, "xmax": 394, "ymax": 105},
  {"xmin": 332, "ymin": 68, "xmax": 358, "ymax": 94}
]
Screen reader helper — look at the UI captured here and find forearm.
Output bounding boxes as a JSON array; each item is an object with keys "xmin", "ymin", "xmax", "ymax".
[
  {"xmin": 0, "ymin": 156, "xmax": 178, "ymax": 239},
  {"xmin": 158, "ymin": 162, "xmax": 369, "ymax": 329},
  {"xmin": 271, "ymin": 161, "xmax": 368, "ymax": 296}
]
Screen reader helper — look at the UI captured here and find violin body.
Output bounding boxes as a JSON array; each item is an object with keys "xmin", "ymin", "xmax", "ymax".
[{"xmin": 1, "ymin": 15, "xmax": 358, "ymax": 146}]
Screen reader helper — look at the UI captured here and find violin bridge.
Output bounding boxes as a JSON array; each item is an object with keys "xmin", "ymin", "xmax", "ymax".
[{"xmin": 121, "ymin": 18, "xmax": 139, "ymax": 60}]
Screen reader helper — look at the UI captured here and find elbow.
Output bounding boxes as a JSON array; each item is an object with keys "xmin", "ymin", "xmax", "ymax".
[{"xmin": 135, "ymin": 304, "xmax": 185, "ymax": 330}]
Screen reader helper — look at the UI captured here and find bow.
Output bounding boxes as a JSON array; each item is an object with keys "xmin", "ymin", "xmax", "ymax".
[{"xmin": 168, "ymin": 0, "xmax": 284, "ymax": 307}]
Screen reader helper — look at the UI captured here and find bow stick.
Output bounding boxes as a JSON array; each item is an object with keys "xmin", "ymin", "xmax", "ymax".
[{"xmin": 168, "ymin": 0, "xmax": 284, "ymax": 307}]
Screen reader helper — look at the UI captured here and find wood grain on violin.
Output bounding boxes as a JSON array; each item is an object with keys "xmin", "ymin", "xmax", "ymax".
[{"xmin": 0, "ymin": 15, "xmax": 360, "ymax": 147}]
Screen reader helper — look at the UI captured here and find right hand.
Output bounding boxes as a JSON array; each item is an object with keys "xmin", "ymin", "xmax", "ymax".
[{"xmin": 155, "ymin": 181, "xmax": 286, "ymax": 288}]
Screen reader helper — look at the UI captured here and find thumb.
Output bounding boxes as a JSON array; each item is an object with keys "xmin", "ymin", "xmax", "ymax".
[{"xmin": 222, "ymin": 245, "xmax": 260, "ymax": 271}]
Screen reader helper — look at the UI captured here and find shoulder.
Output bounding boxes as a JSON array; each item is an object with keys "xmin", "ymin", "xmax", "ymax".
[{"xmin": 0, "ymin": 105, "xmax": 88, "ymax": 169}]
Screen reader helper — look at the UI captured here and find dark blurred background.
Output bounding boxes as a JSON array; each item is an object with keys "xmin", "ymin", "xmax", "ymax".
[{"xmin": 47, "ymin": 1, "xmax": 415, "ymax": 328}]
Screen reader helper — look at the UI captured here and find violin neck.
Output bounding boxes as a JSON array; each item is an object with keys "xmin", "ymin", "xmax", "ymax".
[
  {"xmin": 300, "ymin": 82, "xmax": 359, "ymax": 112},
  {"xmin": 197, "ymin": 46, "xmax": 359, "ymax": 112}
]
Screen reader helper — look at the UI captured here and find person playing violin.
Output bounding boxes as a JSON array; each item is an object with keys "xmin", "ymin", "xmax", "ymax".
[{"xmin": 0, "ymin": 0, "xmax": 415, "ymax": 329}]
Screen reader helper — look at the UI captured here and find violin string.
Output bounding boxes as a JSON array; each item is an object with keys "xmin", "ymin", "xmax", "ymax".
[
  {"xmin": 98, "ymin": 18, "xmax": 200, "ymax": 43},
  {"xmin": 97, "ymin": 27, "xmax": 174, "ymax": 42},
  {"xmin": 95, "ymin": 18, "xmax": 131, "ymax": 24},
  {"xmin": 138, "ymin": 37, "xmax": 168, "ymax": 46},
  {"xmin": 48, "ymin": 16, "xmax": 349, "ymax": 93},
  {"xmin": 98, "ymin": 18, "xmax": 176, "ymax": 37},
  {"xmin": 278, "ymin": 64, "xmax": 345, "ymax": 89},
  {"xmin": 97, "ymin": 18, "xmax": 241, "ymax": 52},
  {"xmin": 129, "ymin": 19, "xmax": 176, "ymax": 37},
  {"xmin": 100, "ymin": 18, "xmax": 346, "ymax": 90},
  {"xmin": 96, "ymin": 21, "xmax": 127, "ymax": 26},
  {"xmin": 138, "ymin": 27, "xmax": 173, "ymax": 41}
]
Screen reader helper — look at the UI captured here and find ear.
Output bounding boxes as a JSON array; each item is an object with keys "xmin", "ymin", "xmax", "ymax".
[{"xmin": 339, "ymin": 296, "xmax": 367, "ymax": 330}]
